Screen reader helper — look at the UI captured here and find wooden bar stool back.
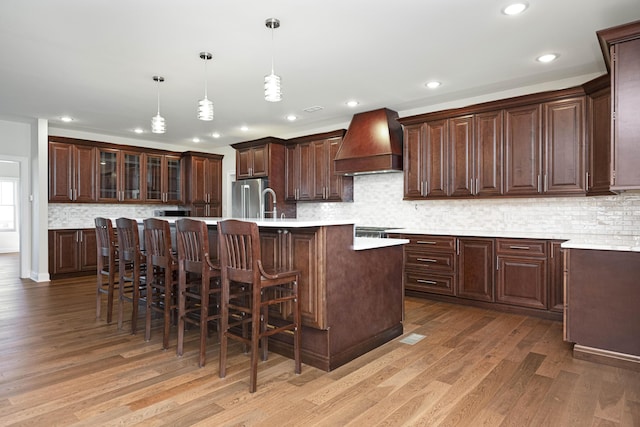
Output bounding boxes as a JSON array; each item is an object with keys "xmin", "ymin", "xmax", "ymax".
[
  {"xmin": 115, "ymin": 217, "xmax": 146, "ymax": 333},
  {"xmin": 217, "ymin": 219, "xmax": 302, "ymax": 393},
  {"xmin": 175, "ymin": 218, "xmax": 222, "ymax": 367},
  {"xmin": 143, "ymin": 218, "xmax": 178, "ymax": 349},
  {"xmin": 95, "ymin": 217, "xmax": 118, "ymax": 324}
]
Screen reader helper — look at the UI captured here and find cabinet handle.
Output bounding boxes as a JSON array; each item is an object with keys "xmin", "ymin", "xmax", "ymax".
[
  {"xmin": 496, "ymin": 256, "xmax": 499, "ymax": 270},
  {"xmin": 475, "ymin": 178, "xmax": 479, "ymax": 196},
  {"xmin": 544, "ymin": 174, "xmax": 548, "ymax": 192},
  {"xmin": 456, "ymin": 239, "xmax": 460, "ymax": 255},
  {"xmin": 585, "ymin": 172, "xmax": 590, "ymax": 190},
  {"xmin": 420, "ymin": 181, "xmax": 423, "ymax": 196},
  {"xmin": 509, "ymin": 245, "xmax": 530, "ymax": 250},
  {"xmin": 416, "ymin": 240, "xmax": 437, "ymax": 245},
  {"xmin": 417, "ymin": 279, "xmax": 437, "ymax": 285},
  {"xmin": 417, "ymin": 258, "xmax": 437, "ymax": 263},
  {"xmin": 537, "ymin": 175, "xmax": 542, "ymax": 193}
]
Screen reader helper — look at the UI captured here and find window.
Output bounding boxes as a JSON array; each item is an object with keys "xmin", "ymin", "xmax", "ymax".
[{"xmin": 0, "ymin": 179, "xmax": 17, "ymax": 231}]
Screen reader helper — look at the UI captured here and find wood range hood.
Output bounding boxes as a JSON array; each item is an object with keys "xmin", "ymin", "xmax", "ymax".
[{"xmin": 333, "ymin": 108, "xmax": 404, "ymax": 176}]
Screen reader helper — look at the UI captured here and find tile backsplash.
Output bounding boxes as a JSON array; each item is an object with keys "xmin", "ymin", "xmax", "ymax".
[
  {"xmin": 296, "ymin": 173, "xmax": 640, "ymax": 237},
  {"xmin": 49, "ymin": 173, "xmax": 640, "ymax": 239}
]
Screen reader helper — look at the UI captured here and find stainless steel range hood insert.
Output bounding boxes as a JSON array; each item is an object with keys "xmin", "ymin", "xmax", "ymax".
[{"xmin": 333, "ymin": 108, "xmax": 403, "ymax": 176}]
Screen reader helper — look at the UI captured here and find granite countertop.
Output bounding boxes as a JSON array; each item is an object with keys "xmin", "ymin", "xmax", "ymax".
[{"xmin": 385, "ymin": 228, "xmax": 640, "ymax": 252}]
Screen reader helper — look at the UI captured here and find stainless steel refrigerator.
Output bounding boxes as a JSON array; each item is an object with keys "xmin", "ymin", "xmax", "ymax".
[{"xmin": 231, "ymin": 178, "xmax": 268, "ymax": 219}]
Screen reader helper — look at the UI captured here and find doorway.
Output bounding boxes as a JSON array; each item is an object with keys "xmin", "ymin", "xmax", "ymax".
[{"xmin": 0, "ymin": 156, "xmax": 30, "ymax": 279}]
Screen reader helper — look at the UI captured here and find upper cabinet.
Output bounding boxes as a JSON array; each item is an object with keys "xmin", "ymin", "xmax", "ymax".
[
  {"xmin": 597, "ymin": 20, "xmax": 640, "ymax": 191},
  {"xmin": 48, "ymin": 136, "xmax": 185, "ymax": 205},
  {"xmin": 583, "ymin": 75, "xmax": 614, "ymax": 196},
  {"xmin": 236, "ymin": 143, "xmax": 269, "ymax": 179},
  {"xmin": 48, "ymin": 139, "xmax": 97, "ymax": 202},
  {"xmin": 183, "ymin": 152, "xmax": 222, "ymax": 217},
  {"xmin": 285, "ymin": 130, "xmax": 353, "ymax": 202},
  {"xmin": 400, "ymin": 88, "xmax": 587, "ymax": 200}
]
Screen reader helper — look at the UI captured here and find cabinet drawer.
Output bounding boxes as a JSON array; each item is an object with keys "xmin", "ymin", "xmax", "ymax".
[
  {"xmin": 405, "ymin": 250, "xmax": 455, "ymax": 273},
  {"xmin": 405, "ymin": 270, "xmax": 455, "ymax": 296},
  {"xmin": 496, "ymin": 238, "xmax": 547, "ymax": 257},
  {"xmin": 406, "ymin": 235, "xmax": 456, "ymax": 252}
]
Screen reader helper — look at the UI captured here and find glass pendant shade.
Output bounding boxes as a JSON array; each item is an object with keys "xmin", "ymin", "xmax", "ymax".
[
  {"xmin": 264, "ymin": 73, "xmax": 282, "ymax": 102},
  {"xmin": 198, "ymin": 97, "xmax": 214, "ymax": 121},
  {"xmin": 197, "ymin": 52, "xmax": 214, "ymax": 121},
  {"xmin": 151, "ymin": 114, "xmax": 165, "ymax": 133},
  {"xmin": 151, "ymin": 76, "xmax": 166, "ymax": 134}
]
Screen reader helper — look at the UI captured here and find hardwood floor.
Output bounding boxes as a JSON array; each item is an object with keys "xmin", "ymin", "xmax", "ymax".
[{"xmin": 0, "ymin": 253, "xmax": 638, "ymax": 426}]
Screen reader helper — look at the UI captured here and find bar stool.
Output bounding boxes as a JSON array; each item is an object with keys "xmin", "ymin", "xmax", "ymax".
[
  {"xmin": 143, "ymin": 218, "xmax": 178, "ymax": 349},
  {"xmin": 175, "ymin": 218, "xmax": 222, "ymax": 367},
  {"xmin": 217, "ymin": 219, "xmax": 302, "ymax": 393},
  {"xmin": 115, "ymin": 217, "xmax": 146, "ymax": 334},
  {"xmin": 95, "ymin": 217, "xmax": 118, "ymax": 324}
]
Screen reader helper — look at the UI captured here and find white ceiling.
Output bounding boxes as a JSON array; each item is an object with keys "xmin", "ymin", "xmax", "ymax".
[{"xmin": 1, "ymin": 1, "xmax": 639, "ymax": 151}]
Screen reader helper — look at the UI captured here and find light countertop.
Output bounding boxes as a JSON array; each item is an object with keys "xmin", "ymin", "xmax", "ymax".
[{"xmin": 385, "ymin": 228, "xmax": 640, "ymax": 252}]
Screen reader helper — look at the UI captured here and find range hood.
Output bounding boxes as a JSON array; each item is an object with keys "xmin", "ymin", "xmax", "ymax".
[{"xmin": 334, "ymin": 108, "xmax": 403, "ymax": 176}]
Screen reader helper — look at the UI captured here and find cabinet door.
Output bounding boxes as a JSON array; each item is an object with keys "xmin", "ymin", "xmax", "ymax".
[
  {"xmin": 549, "ymin": 241, "xmax": 564, "ymax": 312},
  {"xmin": 206, "ymin": 157, "xmax": 222, "ymax": 206},
  {"xmin": 297, "ymin": 142, "xmax": 314, "ymax": 201},
  {"xmin": 403, "ymin": 124, "xmax": 426, "ymax": 198},
  {"xmin": 49, "ymin": 230, "xmax": 80, "ymax": 275},
  {"xmin": 425, "ymin": 119, "xmax": 449, "ymax": 197},
  {"xmin": 475, "ymin": 110, "xmax": 503, "ymax": 196},
  {"xmin": 145, "ymin": 154, "xmax": 163, "ymax": 202},
  {"xmin": 612, "ymin": 38, "xmax": 640, "ymax": 190},
  {"xmin": 251, "ymin": 145, "xmax": 269, "ymax": 177},
  {"xmin": 189, "ymin": 156, "xmax": 208, "ymax": 204},
  {"xmin": 49, "ymin": 143, "xmax": 96, "ymax": 202},
  {"xmin": 97, "ymin": 148, "xmax": 120, "ymax": 202},
  {"xmin": 544, "ymin": 97, "xmax": 586, "ymax": 195},
  {"xmin": 121, "ymin": 151, "xmax": 143, "ymax": 202},
  {"xmin": 326, "ymin": 137, "xmax": 345, "ymax": 200},
  {"xmin": 164, "ymin": 155, "xmax": 182, "ymax": 204},
  {"xmin": 504, "ymin": 105, "xmax": 542, "ymax": 196},
  {"xmin": 236, "ymin": 148, "xmax": 253, "ymax": 179},
  {"xmin": 496, "ymin": 255, "xmax": 547, "ymax": 309},
  {"xmin": 312, "ymin": 140, "xmax": 327, "ymax": 200},
  {"xmin": 449, "ymin": 115, "xmax": 474, "ymax": 197},
  {"xmin": 587, "ymin": 87, "xmax": 613, "ymax": 195},
  {"xmin": 79, "ymin": 229, "xmax": 97, "ymax": 271},
  {"xmin": 285, "ymin": 145, "xmax": 298, "ymax": 201},
  {"xmin": 290, "ymin": 230, "xmax": 325, "ymax": 329},
  {"xmin": 457, "ymin": 238, "xmax": 494, "ymax": 302}
]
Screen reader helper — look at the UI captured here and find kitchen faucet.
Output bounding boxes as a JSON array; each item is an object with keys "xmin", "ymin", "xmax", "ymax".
[{"xmin": 261, "ymin": 187, "xmax": 277, "ymax": 219}]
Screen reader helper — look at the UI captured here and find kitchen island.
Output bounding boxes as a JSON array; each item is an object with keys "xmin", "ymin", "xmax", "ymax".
[{"xmin": 162, "ymin": 218, "xmax": 409, "ymax": 371}]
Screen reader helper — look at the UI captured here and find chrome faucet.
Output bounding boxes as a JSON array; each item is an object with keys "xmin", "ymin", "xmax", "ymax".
[{"xmin": 261, "ymin": 187, "xmax": 277, "ymax": 219}]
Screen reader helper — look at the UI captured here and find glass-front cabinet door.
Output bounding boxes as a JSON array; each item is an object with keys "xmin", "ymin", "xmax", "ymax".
[
  {"xmin": 122, "ymin": 151, "xmax": 142, "ymax": 201},
  {"xmin": 145, "ymin": 154, "xmax": 163, "ymax": 202},
  {"xmin": 97, "ymin": 148, "xmax": 120, "ymax": 202},
  {"xmin": 165, "ymin": 155, "xmax": 182, "ymax": 204}
]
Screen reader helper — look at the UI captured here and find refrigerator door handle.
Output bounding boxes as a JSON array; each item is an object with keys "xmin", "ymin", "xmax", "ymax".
[{"xmin": 242, "ymin": 184, "xmax": 251, "ymax": 218}]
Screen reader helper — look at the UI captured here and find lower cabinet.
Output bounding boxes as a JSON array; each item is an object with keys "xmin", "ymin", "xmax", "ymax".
[
  {"xmin": 394, "ymin": 233, "xmax": 563, "ymax": 318},
  {"xmin": 49, "ymin": 229, "xmax": 97, "ymax": 278},
  {"xmin": 457, "ymin": 238, "xmax": 494, "ymax": 302}
]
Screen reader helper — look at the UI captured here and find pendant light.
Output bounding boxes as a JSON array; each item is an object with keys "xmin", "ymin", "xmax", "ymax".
[
  {"xmin": 197, "ymin": 52, "xmax": 214, "ymax": 121},
  {"xmin": 151, "ymin": 76, "xmax": 166, "ymax": 134},
  {"xmin": 264, "ymin": 18, "xmax": 282, "ymax": 102}
]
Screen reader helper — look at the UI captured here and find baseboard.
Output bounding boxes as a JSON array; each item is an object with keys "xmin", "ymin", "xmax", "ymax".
[{"xmin": 573, "ymin": 344, "xmax": 640, "ymax": 371}]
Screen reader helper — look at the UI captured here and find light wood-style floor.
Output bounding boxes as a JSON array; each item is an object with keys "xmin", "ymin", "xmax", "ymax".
[{"xmin": 0, "ymin": 253, "xmax": 638, "ymax": 426}]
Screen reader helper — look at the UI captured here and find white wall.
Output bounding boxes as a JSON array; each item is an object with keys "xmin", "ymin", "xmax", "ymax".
[{"xmin": 296, "ymin": 173, "xmax": 640, "ymax": 242}]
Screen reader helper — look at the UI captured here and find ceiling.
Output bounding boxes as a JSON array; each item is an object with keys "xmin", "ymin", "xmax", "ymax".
[{"xmin": 1, "ymin": 1, "xmax": 639, "ymax": 151}]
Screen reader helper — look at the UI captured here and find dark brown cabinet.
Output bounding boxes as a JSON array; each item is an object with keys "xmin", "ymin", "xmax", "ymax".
[
  {"xmin": 145, "ymin": 153, "xmax": 183, "ymax": 204},
  {"xmin": 504, "ymin": 104, "xmax": 542, "ymax": 196},
  {"xmin": 597, "ymin": 21, "xmax": 640, "ymax": 191},
  {"xmin": 496, "ymin": 238, "xmax": 548, "ymax": 310},
  {"xmin": 457, "ymin": 237, "xmax": 494, "ymax": 302},
  {"xmin": 402, "ymin": 120, "xmax": 448, "ymax": 198},
  {"xmin": 584, "ymin": 77, "xmax": 614, "ymax": 195},
  {"xmin": 474, "ymin": 110, "xmax": 504, "ymax": 196},
  {"xmin": 403, "ymin": 235, "xmax": 456, "ymax": 296},
  {"xmin": 48, "ymin": 229, "xmax": 97, "ymax": 278},
  {"xmin": 549, "ymin": 240, "xmax": 564, "ymax": 312},
  {"xmin": 285, "ymin": 130, "xmax": 352, "ymax": 202},
  {"xmin": 48, "ymin": 140, "xmax": 97, "ymax": 202},
  {"xmin": 183, "ymin": 152, "xmax": 222, "ymax": 217},
  {"xmin": 236, "ymin": 144, "xmax": 269, "ymax": 179}
]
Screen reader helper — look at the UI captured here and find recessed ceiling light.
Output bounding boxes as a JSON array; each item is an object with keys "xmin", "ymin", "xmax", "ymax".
[
  {"xmin": 286, "ymin": 114, "xmax": 297, "ymax": 121},
  {"xmin": 425, "ymin": 81, "xmax": 441, "ymax": 89},
  {"xmin": 212, "ymin": 132, "xmax": 221, "ymax": 138},
  {"xmin": 240, "ymin": 125, "xmax": 249, "ymax": 132},
  {"xmin": 192, "ymin": 137, "xmax": 201, "ymax": 143},
  {"xmin": 133, "ymin": 128, "xmax": 144, "ymax": 134},
  {"xmin": 60, "ymin": 116, "xmax": 73, "ymax": 122},
  {"xmin": 537, "ymin": 53, "xmax": 558, "ymax": 63},
  {"xmin": 502, "ymin": 2, "xmax": 528, "ymax": 15},
  {"xmin": 346, "ymin": 100, "xmax": 359, "ymax": 108}
]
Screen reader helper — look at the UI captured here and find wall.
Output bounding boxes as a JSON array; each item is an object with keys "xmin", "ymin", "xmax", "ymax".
[{"xmin": 296, "ymin": 173, "xmax": 640, "ymax": 240}]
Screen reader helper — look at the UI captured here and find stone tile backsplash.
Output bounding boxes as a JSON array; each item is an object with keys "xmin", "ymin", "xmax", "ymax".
[
  {"xmin": 49, "ymin": 173, "xmax": 640, "ymax": 240},
  {"xmin": 296, "ymin": 173, "xmax": 640, "ymax": 237}
]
